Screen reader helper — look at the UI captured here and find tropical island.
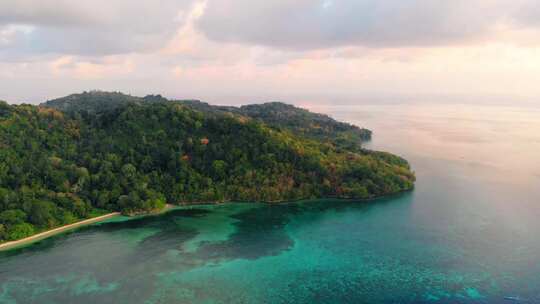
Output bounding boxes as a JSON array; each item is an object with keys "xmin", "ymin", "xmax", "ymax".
[{"xmin": 0, "ymin": 91, "xmax": 415, "ymax": 244}]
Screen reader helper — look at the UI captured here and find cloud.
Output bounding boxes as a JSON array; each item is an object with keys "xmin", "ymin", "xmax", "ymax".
[
  {"xmin": 512, "ymin": 1, "xmax": 540, "ymax": 27},
  {"xmin": 3, "ymin": 0, "xmax": 539, "ymax": 60},
  {"xmin": 196, "ymin": 0, "xmax": 537, "ymax": 50},
  {"xmin": 0, "ymin": 25, "xmax": 34, "ymax": 47},
  {"xmin": 0, "ymin": 1, "xmax": 98, "ymax": 27},
  {"xmin": 49, "ymin": 56, "xmax": 136, "ymax": 79},
  {"xmin": 3, "ymin": 0, "xmax": 540, "ymax": 105},
  {"xmin": 162, "ymin": 2, "xmax": 297, "ymax": 68},
  {"xmin": 0, "ymin": 0, "xmax": 194, "ymax": 58}
]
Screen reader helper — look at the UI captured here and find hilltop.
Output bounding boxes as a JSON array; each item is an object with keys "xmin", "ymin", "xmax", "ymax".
[{"xmin": 43, "ymin": 91, "xmax": 371, "ymax": 151}]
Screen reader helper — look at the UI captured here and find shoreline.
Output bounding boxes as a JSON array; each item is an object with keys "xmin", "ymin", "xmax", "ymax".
[
  {"xmin": 0, "ymin": 192, "xmax": 413, "ymax": 252},
  {"xmin": 0, "ymin": 212, "xmax": 121, "ymax": 252},
  {"xmin": 174, "ymin": 188, "xmax": 414, "ymax": 207},
  {"xmin": 0, "ymin": 204, "xmax": 181, "ymax": 252}
]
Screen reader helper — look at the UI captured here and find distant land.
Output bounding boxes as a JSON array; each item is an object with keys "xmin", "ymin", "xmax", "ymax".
[{"xmin": 0, "ymin": 91, "xmax": 414, "ymax": 243}]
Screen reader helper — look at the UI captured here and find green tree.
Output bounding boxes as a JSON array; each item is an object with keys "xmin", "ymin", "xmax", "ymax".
[
  {"xmin": 0, "ymin": 224, "xmax": 6, "ymax": 241},
  {"xmin": 0, "ymin": 210, "xmax": 27, "ymax": 225},
  {"xmin": 28, "ymin": 201, "xmax": 56, "ymax": 228},
  {"xmin": 7, "ymin": 223, "xmax": 35, "ymax": 241},
  {"xmin": 212, "ymin": 160, "xmax": 227, "ymax": 180}
]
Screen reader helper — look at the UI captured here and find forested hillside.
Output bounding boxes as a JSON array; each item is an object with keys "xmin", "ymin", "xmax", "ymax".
[
  {"xmin": 237, "ymin": 102, "xmax": 372, "ymax": 151},
  {"xmin": 171, "ymin": 100, "xmax": 372, "ymax": 150},
  {"xmin": 0, "ymin": 93, "xmax": 414, "ymax": 242},
  {"xmin": 44, "ymin": 91, "xmax": 371, "ymax": 150}
]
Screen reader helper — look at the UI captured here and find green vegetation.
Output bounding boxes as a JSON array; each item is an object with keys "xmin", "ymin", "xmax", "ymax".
[
  {"xmin": 0, "ymin": 92, "xmax": 414, "ymax": 242},
  {"xmin": 236, "ymin": 102, "xmax": 372, "ymax": 150},
  {"xmin": 45, "ymin": 92, "xmax": 372, "ymax": 150},
  {"xmin": 164, "ymin": 99, "xmax": 372, "ymax": 151}
]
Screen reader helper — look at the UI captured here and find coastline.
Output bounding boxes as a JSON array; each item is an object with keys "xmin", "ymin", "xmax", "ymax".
[
  {"xmin": 0, "ymin": 212, "xmax": 121, "ymax": 252},
  {"xmin": 0, "ymin": 192, "xmax": 412, "ymax": 252},
  {"xmin": 174, "ymin": 187, "xmax": 415, "ymax": 207},
  {"xmin": 0, "ymin": 204, "xmax": 181, "ymax": 252}
]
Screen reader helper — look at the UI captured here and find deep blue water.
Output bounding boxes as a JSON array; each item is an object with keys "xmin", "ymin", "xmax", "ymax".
[{"xmin": 1, "ymin": 103, "xmax": 539, "ymax": 303}]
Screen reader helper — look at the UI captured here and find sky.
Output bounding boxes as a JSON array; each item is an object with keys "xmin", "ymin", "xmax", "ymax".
[{"xmin": 1, "ymin": 0, "xmax": 540, "ymax": 106}]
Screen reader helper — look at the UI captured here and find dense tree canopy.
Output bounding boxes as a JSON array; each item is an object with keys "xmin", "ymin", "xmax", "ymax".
[
  {"xmin": 237, "ymin": 102, "xmax": 372, "ymax": 150},
  {"xmin": 0, "ymin": 92, "xmax": 414, "ymax": 242},
  {"xmin": 45, "ymin": 92, "xmax": 372, "ymax": 151}
]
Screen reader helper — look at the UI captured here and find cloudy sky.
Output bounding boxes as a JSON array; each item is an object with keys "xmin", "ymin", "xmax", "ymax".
[{"xmin": 1, "ymin": 0, "xmax": 540, "ymax": 105}]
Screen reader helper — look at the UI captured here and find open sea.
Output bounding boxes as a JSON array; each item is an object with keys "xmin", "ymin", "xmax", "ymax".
[{"xmin": 1, "ymin": 102, "xmax": 539, "ymax": 303}]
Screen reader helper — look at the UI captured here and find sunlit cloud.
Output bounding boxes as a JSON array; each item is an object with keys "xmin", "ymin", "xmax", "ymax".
[{"xmin": 49, "ymin": 56, "xmax": 136, "ymax": 79}]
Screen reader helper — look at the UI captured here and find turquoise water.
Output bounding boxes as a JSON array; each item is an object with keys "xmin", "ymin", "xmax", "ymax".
[{"xmin": 1, "ymin": 103, "xmax": 540, "ymax": 303}]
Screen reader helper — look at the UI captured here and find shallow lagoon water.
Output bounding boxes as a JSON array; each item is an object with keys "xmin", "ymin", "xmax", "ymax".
[{"xmin": 1, "ymin": 103, "xmax": 540, "ymax": 303}]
